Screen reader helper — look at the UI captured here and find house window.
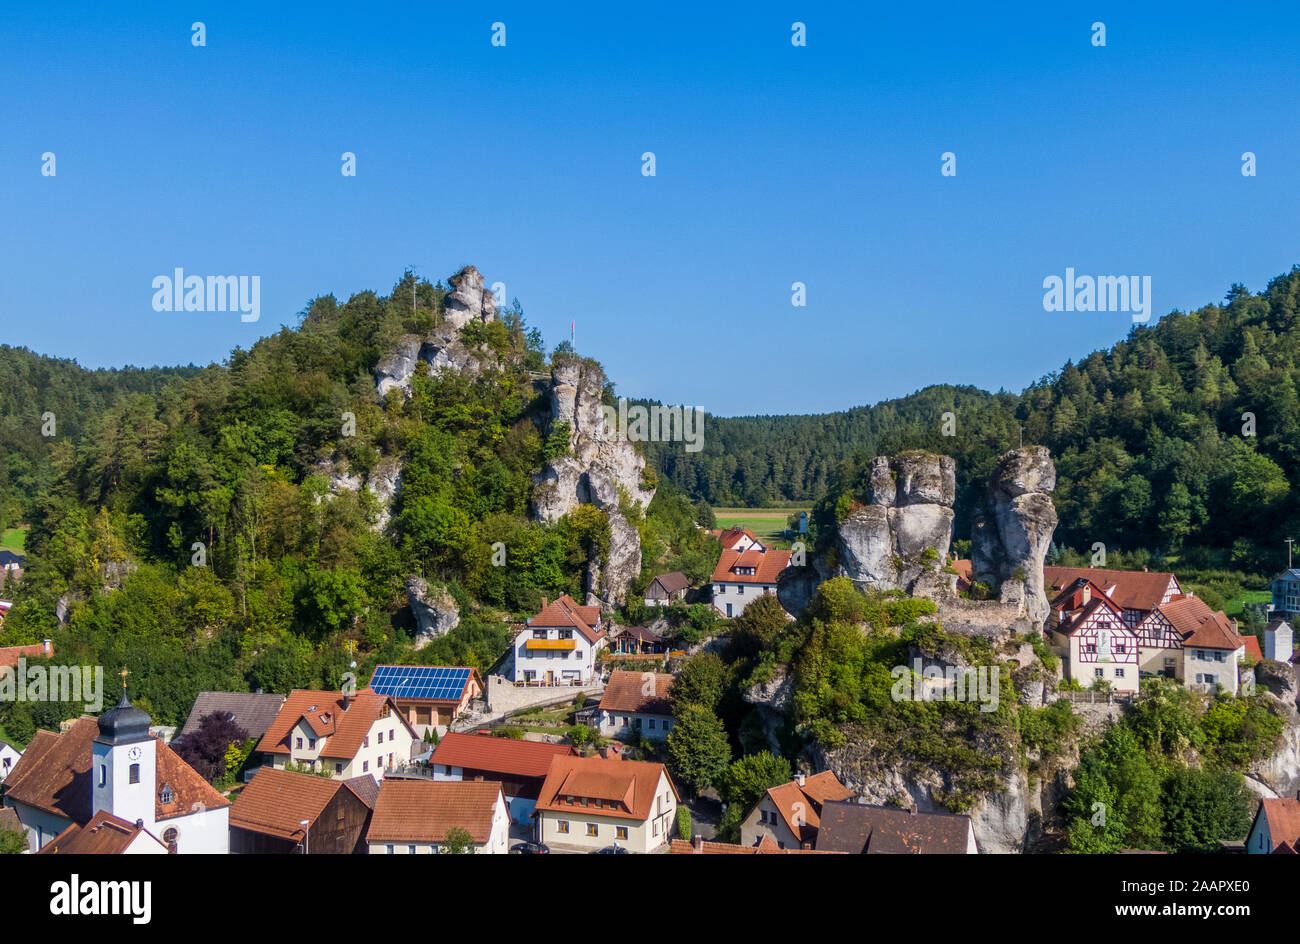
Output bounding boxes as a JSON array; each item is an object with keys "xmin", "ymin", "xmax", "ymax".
[
  {"xmin": 387, "ymin": 845, "xmax": 394, "ymax": 854},
  {"xmin": 1115, "ymin": 669, "xmax": 1125, "ymax": 678},
  {"xmin": 308, "ymin": 738, "xmax": 316, "ymax": 749},
  {"xmin": 390, "ymin": 729, "xmax": 395, "ymax": 740},
  {"xmin": 296, "ymin": 737, "xmax": 303, "ymax": 749},
  {"xmin": 1094, "ymin": 668, "xmax": 1104, "ymax": 678},
  {"xmin": 162, "ymin": 827, "xmax": 178, "ymax": 852},
  {"xmin": 557, "ymin": 821, "xmax": 569, "ymax": 834},
  {"xmin": 616, "ymin": 827, "xmax": 628, "ymax": 840},
  {"xmin": 408, "ymin": 845, "xmax": 416, "ymax": 854},
  {"xmin": 160, "ymin": 784, "xmax": 173, "ymax": 804},
  {"xmin": 363, "ymin": 760, "xmax": 369, "ymax": 772},
  {"xmin": 586, "ymin": 823, "xmax": 598, "ymax": 837},
  {"xmin": 335, "ymin": 763, "xmax": 343, "ymax": 774},
  {"xmin": 648, "ymin": 719, "xmax": 656, "ymax": 730},
  {"xmin": 129, "ymin": 763, "xmax": 140, "ymax": 784},
  {"xmin": 363, "ymin": 736, "xmax": 369, "ymax": 748},
  {"xmin": 378, "ymin": 731, "xmax": 384, "ymax": 744},
  {"xmin": 1214, "ymin": 652, "xmax": 1224, "ymax": 663}
]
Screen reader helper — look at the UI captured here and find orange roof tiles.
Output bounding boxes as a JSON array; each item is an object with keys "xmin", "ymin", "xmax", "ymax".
[
  {"xmin": 1158, "ymin": 596, "xmax": 1245, "ymax": 651},
  {"xmin": 535, "ymin": 755, "xmax": 678, "ymax": 822},
  {"xmin": 256, "ymin": 690, "xmax": 412, "ymax": 761},
  {"xmin": 1044, "ymin": 567, "xmax": 1178, "ymax": 612},
  {"xmin": 230, "ymin": 767, "xmax": 368, "ymax": 841},
  {"xmin": 431, "ymin": 732, "xmax": 576, "ymax": 780},
  {"xmin": 366, "ymin": 779, "xmax": 503, "ymax": 845},
  {"xmin": 711, "ymin": 547, "xmax": 792, "ymax": 585},
  {"xmin": 38, "ymin": 810, "xmax": 166, "ymax": 855},
  {"xmin": 670, "ymin": 835, "xmax": 844, "ymax": 854},
  {"xmin": 598, "ymin": 670, "xmax": 674, "ymax": 715},
  {"xmin": 1258, "ymin": 798, "xmax": 1300, "ymax": 852},
  {"xmin": 529, "ymin": 594, "xmax": 604, "ymax": 644},
  {"xmin": 3, "ymin": 717, "xmax": 228, "ymax": 825},
  {"xmin": 0, "ymin": 641, "xmax": 51, "ymax": 668},
  {"xmin": 761, "ymin": 772, "xmax": 853, "ymax": 843}
]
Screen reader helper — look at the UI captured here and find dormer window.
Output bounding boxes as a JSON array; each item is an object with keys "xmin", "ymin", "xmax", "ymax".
[{"xmin": 160, "ymin": 784, "xmax": 174, "ymax": 804}]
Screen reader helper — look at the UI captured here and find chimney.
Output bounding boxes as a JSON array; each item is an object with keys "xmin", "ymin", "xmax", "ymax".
[
  {"xmin": 42, "ymin": 639, "xmax": 52, "ymax": 656},
  {"xmin": 693, "ymin": 834, "xmax": 703, "ymax": 852},
  {"xmin": 1081, "ymin": 586, "xmax": 1091, "ymax": 605},
  {"xmin": 795, "ymin": 772, "xmax": 806, "ymax": 788},
  {"xmin": 542, "ymin": 596, "xmax": 548, "ymax": 609}
]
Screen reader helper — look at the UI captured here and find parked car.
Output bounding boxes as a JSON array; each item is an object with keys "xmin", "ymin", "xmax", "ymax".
[
  {"xmin": 510, "ymin": 841, "xmax": 550, "ymax": 855},
  {"xmin": 595, "ymin": 844, "xmax": 628, "ymax": 854}
]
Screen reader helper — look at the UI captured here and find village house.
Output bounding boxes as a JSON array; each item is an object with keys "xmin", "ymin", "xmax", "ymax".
[
  {"xmin": 0, "ymin": 638, "xmax": 52, "ymax": 668},
  {"xmin": 739, "ymin": 771, "xmax": 854, "ymax": 850},
  {"xmin": 644, "ymin": 571, "xmax": 689, "ymax": 607},
  {"xmin": 511, "ymin": 595, "xmax": 607, "ymax": 686},
  {"xmin": 710, "ymin": 542, "xmax": 792, "ymax": 619},
  {"xmin": 425, "ymin": 731, "xmax": 576, "ymax": 824},
  {"xmin": 597, "ymin": 670, "xmax": 675, "ymax": 741},
  {"xmin": 37, "ymin": 809, "xmax": 170, "ymax": 855},
  {"xmin": 711, "ymin": 527, "xmax": 765, "ymax": 552},
  {"xmin": 1044, "ymin": 566, "xmax": 1182, "ymax": 628},
  {"xmin": 0, "ymin": 739, "xmax": 21, "ymax": 781},
  {"xmin": 1246, "ymin": 796, "xmax": 1300, "ymax": 853},
  {"xmin": 534, "ymin": 754, "xmax": 679, "ymax": 853},
  {"xmin": 2, "ymin": 695, "xmax": 230, "ymax": 853},
  {"xmin": 608, "ymin": 623, "xmax": 672, "ymax": 656},
  {"xmin": 229, "ymin": 766, "xmax": 376, "ymax": 854},
  {"xmin": 366, "ymin": 665, "xmax": 483, "ymax": 738},
  {"xmin": 815, "ymin": 800, "xmax": 978, "ymax": 854},
  {"xmin": 366, "ymin": 779, "xmax": 510, "ymax": 854},
  {"xmin": 257, "ymin": 689, "xmax": 418, "ymax": 782},
  {"xmin": 179, "ymin": 691, "xmax": 287, "ymax": 743},
  {"xmin": 1046, "ymin": 579, "xmax": 1141, "ymax": 694},
  {"xmin": 670, "ymin": 834, "xmax": 843, "ymax": 854},
  {"xmin": 1265, "ymin": 618, "xmax": 1294, "ymax": 662},
  {"xmin": 1271, "ymin": 568, "xmax": 1300, "ymax": 620}
]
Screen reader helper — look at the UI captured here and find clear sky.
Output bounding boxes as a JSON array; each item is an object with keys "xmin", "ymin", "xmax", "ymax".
[{"xmin": 2, "ymin": 1, "xmax": 1298, "ymax": 417}]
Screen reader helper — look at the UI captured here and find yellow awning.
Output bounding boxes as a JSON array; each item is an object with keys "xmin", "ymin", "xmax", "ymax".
[{"xmin": 525, "ymin": 638, "xmax": 575, "ymax": 651}]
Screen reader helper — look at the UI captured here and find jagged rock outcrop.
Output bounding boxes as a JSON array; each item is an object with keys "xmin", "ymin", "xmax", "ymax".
[
  {"xmin": 741, "ymin": 664, "xmax": 795, "ymax": 753},
  {"xmin": 367, "ymin": 457, "xmax": 403, "ymax": 530},
  {"xmin": 1249, "ymin": 693, "xmax": 1300, "ymax": 799},
  {"xmin": 1255, "ymin": 660, "xmax": 1297, "ymax": 702},
  {"xmin": 778, "ymin": 452, "xmax": 955, "ymax": 611},
  {"xmin": 406, "ymin": 576, "xmax": 460, "ymax": 647},
  {"xmin": 374, "ymin": 266, "xmax": 497, "ymax": 400},
  {"xmin": 971, "ymin": 447, "xmax": 1058, "ymax": 632},
  {"xmin": 532, "ymin": 355, "xmax": 654, "ymax": 607}
]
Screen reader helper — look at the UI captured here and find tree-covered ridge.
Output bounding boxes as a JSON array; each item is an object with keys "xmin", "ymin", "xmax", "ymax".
[
  {"xmin": 0, "ymin": 270, "xmax": 697, "ymax": 735},
  {"xmin": 648, "ymin": 267, "xmax": 1300, "ymax": 574}
]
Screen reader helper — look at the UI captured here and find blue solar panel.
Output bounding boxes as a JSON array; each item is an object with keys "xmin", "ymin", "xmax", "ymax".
[{"xmin": 369, "ymin": 666, "xmax": 471, "ymax": 701}]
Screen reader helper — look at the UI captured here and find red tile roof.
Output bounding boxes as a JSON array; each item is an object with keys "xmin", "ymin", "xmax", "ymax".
[
  {"xmin": 530, "ymin": 595, "xmax": 604, "ymax": 644},
  {"xmin": 760, "ymin": 772, "xmax": 853, "ymax": 843},
  {"xmin": 229, "ymin": 767, "xmax": 370, "ymax": 841},
  {"xmin": 712, "ymin": 527, "xmax": 759, "ymax": 549},
  {"xmin": 1044, "ymin": 567, "xmax": 1178, "ymax": 613},
  {"xmin": 256, "ymin": 690, "xmax": 413, "ymax": 761},
  {"xmin": 598, "ymin": 670, "xmax": 674, "ymax": 715},
  {"xmin": 38, "ymin": 810, "xmax": 167, "ymax": 855},
  {"xmin": 670, "ymin": 835, "xmax": 844, "ymax": 854},
  {"xmin": 1241, "ymin": 635, "xmax": 1263, "ymax": 662},
  {"xmin": 535, "ymin": 755, "xmax": 678, "ymax": 822},
  {"xmin": 3, "ymin": 717, "xmax": 228, "ymax": 825},
  {"xmin": 1257, "ymin": 798, "xmax": 1300, "ymax": 852},
  {"xmin": 0, "ymin": 641, "xmax": 51, "ymax": 668},
  {"xmin": 1159, "ymin": 596, "xmax": 1245, "ymax": 651},
  {"xmin": 366, "ymin": 779, "xmax": 503, "ymax": 845},
  {"xmin": 816, "ymin": 800, "xmax": 974, "ymax": 854},
  {"xmin": 710, "ymin": 547, "xmax": 792, "ymax": 585},
  {"xmin": 430, "ymin": 732, "xmax": 576, "ymax": 780}
]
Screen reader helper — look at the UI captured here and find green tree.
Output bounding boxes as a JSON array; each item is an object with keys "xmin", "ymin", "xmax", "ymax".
[
  {"xmin": 666, "ymin": 704, "xmax": 732, "ymax": 794},
  {"xmin": 439, "ymin": 826, "xmax": 475, "ymax": 854}
]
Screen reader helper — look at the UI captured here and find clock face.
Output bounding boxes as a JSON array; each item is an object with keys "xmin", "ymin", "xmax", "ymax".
[{"xmin": 127, "ymin": 746, "xmax": 143, "ymax": 761}]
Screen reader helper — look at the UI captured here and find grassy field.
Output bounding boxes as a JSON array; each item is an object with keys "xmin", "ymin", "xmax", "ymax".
[
  {"xmin": 0, "ymin": 528, "xmax": 26, "ymax": 553},
  {"xmin": 713, "ymin": 507, "xmax": 809, "ymax": 550},
  {"xmin": 1223, "ymin": 590, "xmax": 1272, "ymax": 618}
]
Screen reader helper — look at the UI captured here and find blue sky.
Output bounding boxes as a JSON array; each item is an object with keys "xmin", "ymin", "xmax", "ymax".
[{"xmin": 2, "ymin": 1, "xmax": 1298, "ymax": 416}]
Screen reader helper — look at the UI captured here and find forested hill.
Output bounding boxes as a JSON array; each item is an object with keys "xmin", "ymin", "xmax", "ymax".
[
  {"xmin": 0, "ymin": 347, "xmax": 204, "ymax": 529},
  {"xmin": 646, "ymin": 266, "xmax": 1300, "ymax": 573}
]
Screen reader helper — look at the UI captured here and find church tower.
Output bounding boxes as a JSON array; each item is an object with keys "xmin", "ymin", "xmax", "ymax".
[{"xmin": 92, "ymin": 691, "xmax": 156, "ymax": 830}]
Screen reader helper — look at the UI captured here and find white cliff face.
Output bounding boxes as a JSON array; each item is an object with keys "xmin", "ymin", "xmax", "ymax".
[
  {"xmin": 972, "ymin": 447, "xmax": 1058, "ymax": 632},
  {"xmin": 406, "ymin": 576, "xmax": 460, "ymax": 647},
  {"xmin": 531, "ymin": 355, "xmax": 654, "ymax": 607},
  {"xmin": 441, "ymin": 264, "xmax": 496, "ymax": 330}
]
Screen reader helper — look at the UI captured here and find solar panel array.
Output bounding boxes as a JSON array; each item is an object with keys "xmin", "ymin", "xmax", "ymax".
[{"xmin": 369, "ymin": 666, "xmax": 471, "ymax": 701}]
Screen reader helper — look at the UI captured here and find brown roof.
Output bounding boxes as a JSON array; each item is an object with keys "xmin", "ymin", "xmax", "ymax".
[
  {"xmin": 598, "ymin": 670, "xmax": 675, "ymax": 715},
  {"xmin": 1049, "ymin": 580, "xmax": 1128, "ymax": 636},
  {"xmin": 670, "ymin": 835, "xmax": 844, "ymax": 855},
  {"xmin": 711, "ymin": 547, "xmax": 792, "ymax": 585},
  {"xmin": 3, "ymin": 717, "xmax": 228, "ymax": 825},
  {"xmin": 530, "ymin": 595, "xmax": 604, "ymax": 644},
  {"xmin": 1257, "ymin": 798, "xmax": 1300, "ymax": 852},
  {"xmin": 1241, "ymin": 635, "xmax": 1263, "ymax": 661},
  {"xmin": 366, "ymin": 779, "xmax": 503, "ymax": 845},
  {"xmin": 0, "ymin": 641, "xmax": 51, "ymax": 668},
  {"xmin": 38, "ymin": 810, "xmax": 167, "ymax": 855},
  {"xmin": 712, "ymin": 527, "xmax": 758, "ymax": 549},
  {"xmin": 535, "ymin": 755, "xmax": 678, "ymax": 822},
  {"xmin": 649, "ymin": 572, "xmax": 690, "ymax": 595},
  {"xmin": 1044, "ymin": 566, "xmax": 1178, "ymax": 613},
  {"xmin": 760, "ymin": 772, "xmax": 853, "ymax": 843},
  {"xmin": 431, "ymin": 732, "xmax": 576, "ymax": 780},
  {"xmin": 256, "ymin": 690, "xmax": 414, "ymax": 760},
  {"xmin": 179, "ymin": 691, "xmax": 288, "ymax": 740},
  {"xmin": 816, "ymin": 800, "xmax": 973, "ymax": 854},
  {"xmin": 1159, "ymin": 596, "xmax": 1244, "ymax": 650},
  {"xmin": 343, "ymin": 774, "xmax": 381, "ymax": 809},
  {"xmin": 229, "ymin": 767, "xmax": 369, "ymax": 841}
]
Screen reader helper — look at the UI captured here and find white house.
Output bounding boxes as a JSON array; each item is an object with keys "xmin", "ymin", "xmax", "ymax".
[
  {"xmin": 710, "ymin": 545, "xmax": 792, "ymax": 619},
  {"xmin": 0, "ymin": 739, "xmax": 21, "ymax": 781},
  {"xmin": 427, "ymin": 732, "xmax": 575, "ymax": 825},
  {"xmin": 597, "ymin": 670, "xmax": 675, "ymax": 741},
  {"xmin": 256, "ymin": 689, "xmax": 418, "ymax": 781},
  {"xmin": 533, "ymin": 754, "xmax": 679, "ymax": 853},
  {"xmin": 511, "ymin": 595, "xmax": 607, "ymax": 686},
  {"xmin": 366, "ymin": 779, "xmax": 510, "ymax": 854},
  {"xmin": 2, "ymin": 694, "xmax": 230, "ymax": 853},
  {"xmin": 1265, "ymin": 618, "xmax": 1294, "ymax": 662},
  {"xmin": 739, "ymin": 771, "xmax": 853, "ymax": 850},
  {"xmin": 1046, "ymin": 579, "xmax": 1141, "ymax": 694}
]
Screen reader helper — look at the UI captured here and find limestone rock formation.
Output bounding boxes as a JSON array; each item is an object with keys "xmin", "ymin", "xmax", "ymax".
[
  {"xmin": 441, "ymin": 265, "xmax": 497, "ymax": 330},
  {"xmin": 971, "ymin": 447, "xmax": 1058, "ymax": 631},
  {"xmin": 532, "ymin": 354, "xmax": 654, "ymax": 608},
  {"xmin": 406, "ymin": 576, "xmax": 460, "ymax": 647}
]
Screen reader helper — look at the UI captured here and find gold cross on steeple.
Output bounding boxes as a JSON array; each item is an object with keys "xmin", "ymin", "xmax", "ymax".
[{"xmin": 119, "ymin": 666, "xmax": 130, "ymax": 694}]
